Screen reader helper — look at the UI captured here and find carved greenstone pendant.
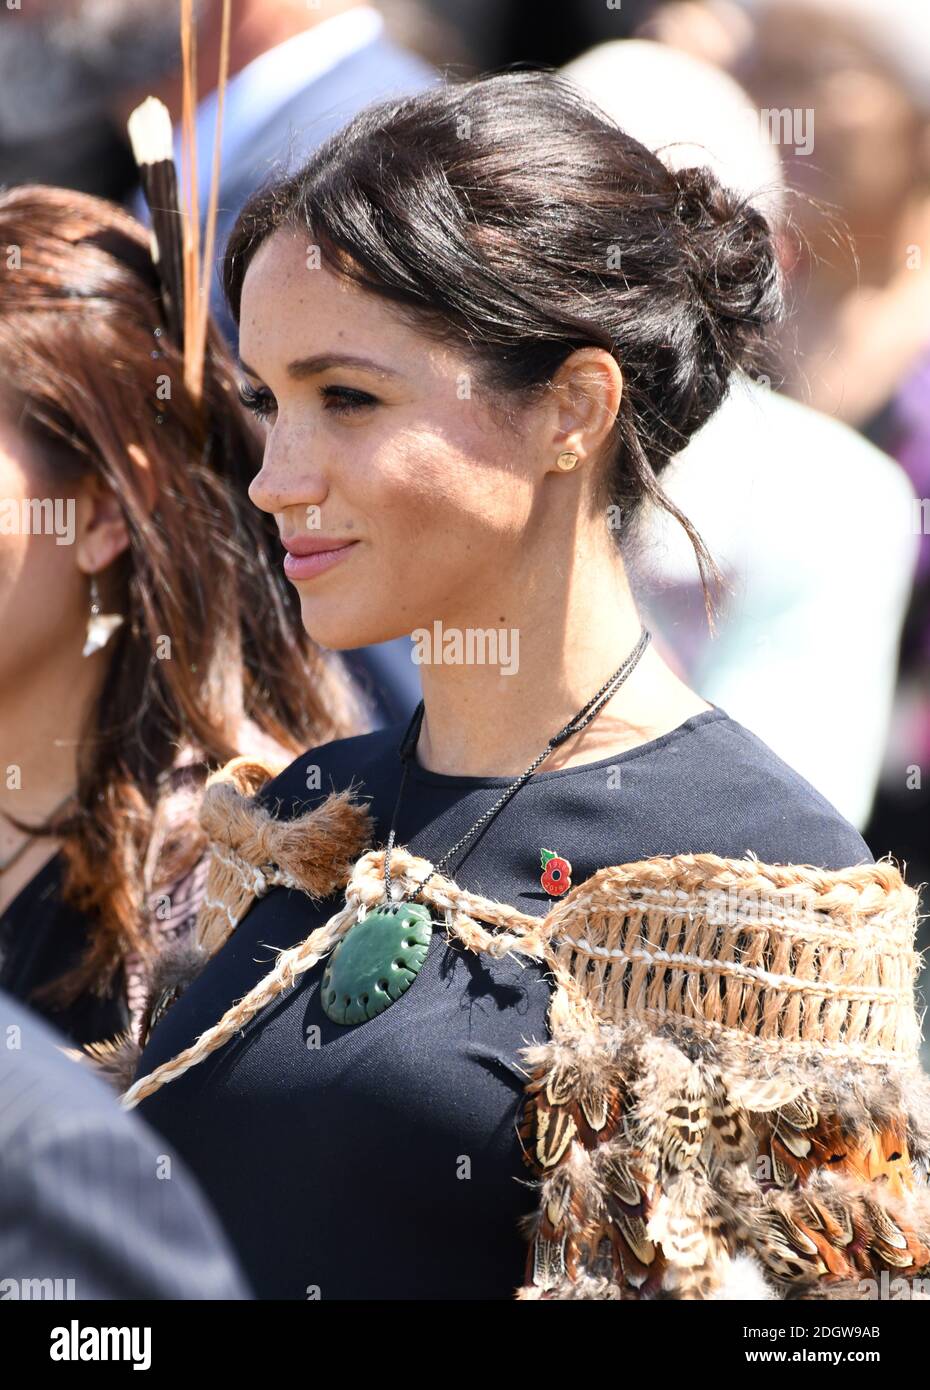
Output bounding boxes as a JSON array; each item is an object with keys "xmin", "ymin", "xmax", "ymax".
[{"xmin": 321, "ymin": 901, "xmax": 433, "ymax": 1025}]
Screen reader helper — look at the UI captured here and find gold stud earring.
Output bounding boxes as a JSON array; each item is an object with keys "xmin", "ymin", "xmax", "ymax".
[{"xmin": 556, "ymin": 451, "xmax": 579, "ymax": 471}]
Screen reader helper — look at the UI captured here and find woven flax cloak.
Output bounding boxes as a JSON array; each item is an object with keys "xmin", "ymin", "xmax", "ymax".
[{"xmin": 117, "ymin": 755, "xmax": 930, "ymax": 1301}]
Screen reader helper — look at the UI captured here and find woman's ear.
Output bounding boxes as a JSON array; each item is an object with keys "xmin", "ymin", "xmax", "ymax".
[
  {"xmin": 74, "ymin": 445, "xmax": 156, "ymax": 576},
  {"xmin": 74, "ymin": 472, "xmax": 132, "ymax": 577},
  {"xmin": 547, "ymin": 348, "xmax": 623, "ymax": 468}
]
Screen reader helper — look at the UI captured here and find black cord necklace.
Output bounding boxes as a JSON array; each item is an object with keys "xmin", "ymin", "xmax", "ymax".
[{"xmin": 321, "ymin": 625, "xmax": 652, "ymax": 1026}]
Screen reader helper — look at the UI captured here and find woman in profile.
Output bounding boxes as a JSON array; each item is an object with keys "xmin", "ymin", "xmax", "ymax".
[
  {"xmin": 0, "ymin": 185, "xmax": 359, "ymax": 1050},
  {"xmin": 129, "ymin": 73, "xmax": 930, "ymax": 1301}
]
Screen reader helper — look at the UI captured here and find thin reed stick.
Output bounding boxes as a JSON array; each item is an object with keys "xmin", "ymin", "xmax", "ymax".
[
  {"xmin": 192, "ymin": 0, "xmax": 231, "ymax": 395},
  {"xmin": 180, "ymin": 0, "xmax": 200, "ymax": 400}
]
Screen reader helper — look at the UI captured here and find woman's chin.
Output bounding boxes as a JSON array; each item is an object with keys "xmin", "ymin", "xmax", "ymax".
[{"xmin": 297, "ymin": 599, "xmax": 402, "ymax": 653}]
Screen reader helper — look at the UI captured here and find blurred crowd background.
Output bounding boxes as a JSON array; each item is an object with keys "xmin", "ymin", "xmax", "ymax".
[{"xmin": 1, "ymin": 0, "xmax": 928, "ymax": 1019}]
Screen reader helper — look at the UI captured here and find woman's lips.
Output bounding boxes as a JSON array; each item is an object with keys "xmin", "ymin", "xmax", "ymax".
[{"xmin": 282, "ymin": 540, "xmax": 359, "ymax": 581}]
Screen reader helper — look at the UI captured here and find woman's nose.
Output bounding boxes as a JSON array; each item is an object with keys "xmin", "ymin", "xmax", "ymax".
[{"xmin": 248, "ymin": 430, "xmax": 327, "ymax": 517}]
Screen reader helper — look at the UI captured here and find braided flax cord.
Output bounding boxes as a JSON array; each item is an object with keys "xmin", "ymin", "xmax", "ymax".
[{"xmin": 121, "ymin": 842, "xmax": 566, "ymax": 1108}]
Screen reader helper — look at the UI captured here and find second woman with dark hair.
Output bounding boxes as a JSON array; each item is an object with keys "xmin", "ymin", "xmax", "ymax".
[{"xmin": 129, "ymin": 73, "xmax": 930, "ymax": 1300}]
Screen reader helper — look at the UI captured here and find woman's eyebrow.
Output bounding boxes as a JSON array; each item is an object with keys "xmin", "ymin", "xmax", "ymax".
[
  {"xmin": 287, "ymin": 352, "xmax": 402, "ymax": 381},
  {"xmin": 237, "ymin": 353, "xmax": 402, "ymax": 381}
]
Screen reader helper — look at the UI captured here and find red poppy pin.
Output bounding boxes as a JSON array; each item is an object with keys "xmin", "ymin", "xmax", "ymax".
[{"xmin": 540, "ymin": 848, "xmax": 572, "ymax": 897}]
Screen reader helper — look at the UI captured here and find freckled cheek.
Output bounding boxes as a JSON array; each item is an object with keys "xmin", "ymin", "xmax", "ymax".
[
  {"xmin": 337, "ymin": 439, "xmax": 435, "ymax": 518},
  {"xmin": 379, "ymin": 441, "xmax": 524, "ymax": 550}
]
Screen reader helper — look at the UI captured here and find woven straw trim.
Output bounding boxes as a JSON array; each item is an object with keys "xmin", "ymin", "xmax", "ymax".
[
  {"xmin": 359, "ymin": 848, "xmax": 924, "ymax": 1064},
  {"xmin": 546, "ymin": 854, "xmax": 918, "ymax": 926},
  {"xmin": 586, "ymin": 888, "xmax": 911, "ymax": 950},
  {"xmin": 122, "ymin": 839, "xmax": 924, "ymax": 1111},
  {"xmin": 558, "ymin": 932, "xmax": 908, "ymax": 1003},
  {"xmin": 545, "ymin": 859, "xmax": 922, "ymax": 1062},
  {"xmin": 199, "ymin": 840, "xmax": 923, "ymax": 1061}
]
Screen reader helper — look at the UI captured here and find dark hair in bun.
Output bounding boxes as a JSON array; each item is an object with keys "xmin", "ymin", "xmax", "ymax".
[
  {"xmin": 668, "ymin": 163, "xmax": 783, "ymax": 430},
  {"xmin": 224, "ymin": 69, "xmax": 784, "ymax": 613}
]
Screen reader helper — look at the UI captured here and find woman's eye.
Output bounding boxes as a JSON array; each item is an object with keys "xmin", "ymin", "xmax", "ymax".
[
  {"xmin": 237, "ymin": 382, "xmax": 277, "ymax": 422},
  {"xmin": 237, "ymin": 381, "xmax": 377, "ymax": 420},
  {"xmin": 320, "ymin": 385, "xmax": 378, "ymax": 414}
]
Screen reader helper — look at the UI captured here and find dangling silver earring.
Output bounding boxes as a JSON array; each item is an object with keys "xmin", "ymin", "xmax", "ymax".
[{"xmin": 82, "ymin": 573, "xmax": 125, "ymax": 657}]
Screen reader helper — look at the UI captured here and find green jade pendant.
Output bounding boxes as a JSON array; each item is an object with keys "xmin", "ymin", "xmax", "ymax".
[{"xmin": 321, "ymin": 901, "xmax": 433, "ymax": 1025}]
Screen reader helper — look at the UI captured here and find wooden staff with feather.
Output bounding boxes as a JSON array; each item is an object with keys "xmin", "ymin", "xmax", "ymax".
[
  {"xmin": 127, "ymin": 96, "xmax": 185, "ymax": 347},
  {"xmin": 126, "ymin": 0, "xmax": 232, "ymax": 406}
]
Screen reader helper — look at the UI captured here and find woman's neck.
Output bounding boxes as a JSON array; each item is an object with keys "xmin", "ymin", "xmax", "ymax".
[
  {"xmin": 0, "ymin": 646, "xmax": 100, "ymax": 825},
  {"xmin": 414, "ymin": 540, "xmax": 710, "ymax": 778},
  {"xmin": 0, "ymin": 650, "xmax": 99, "ymax": 915}
]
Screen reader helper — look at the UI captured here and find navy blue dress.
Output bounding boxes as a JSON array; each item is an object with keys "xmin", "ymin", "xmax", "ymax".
[
  {"xmin": 0, "ymin": 853, "xmax": 129, "ymax": 1048},
  {"xmin": 134, "ymin": 707, "xmax": 872, "ymax": 1299}
]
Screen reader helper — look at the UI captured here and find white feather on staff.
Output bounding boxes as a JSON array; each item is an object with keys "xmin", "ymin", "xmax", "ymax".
[{"xmin": 127, "ymin": 95, "xmax": 185, "ymax": 346}]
